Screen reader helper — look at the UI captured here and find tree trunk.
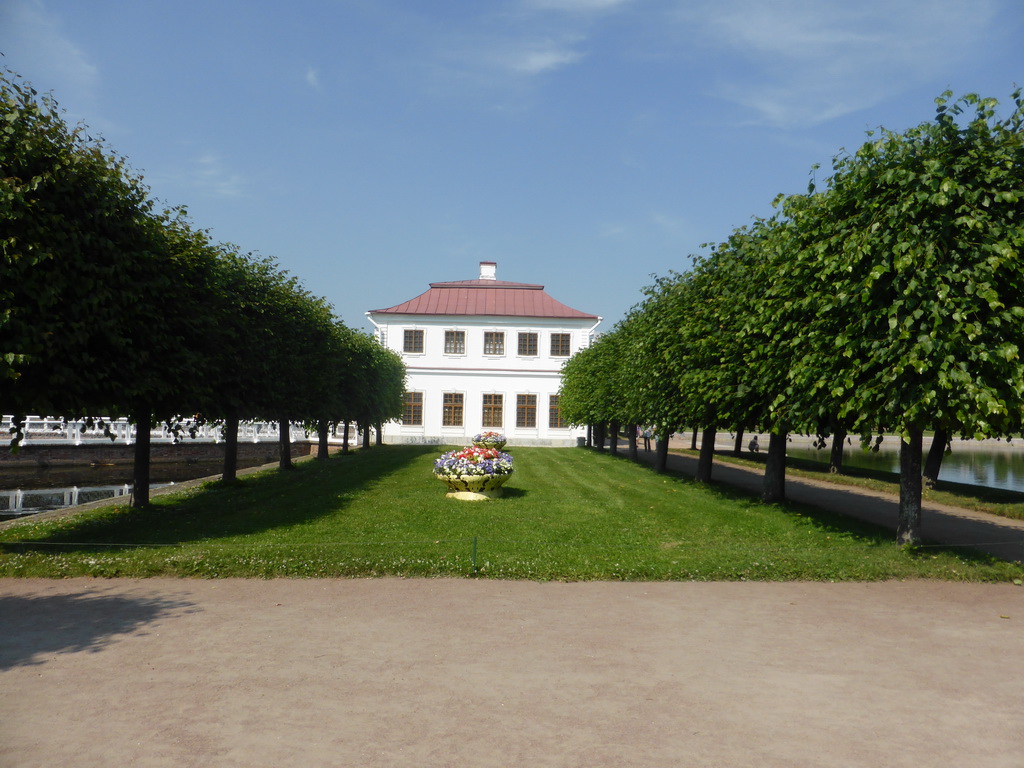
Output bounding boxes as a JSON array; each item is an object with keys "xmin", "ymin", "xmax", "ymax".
[
  {"xmin": 762, "ymin": 430, "xmax": 787, "ymax": 503},
  {"xmin": 829, "ymin": 428, "xmax": 847, "ymax": 474},
  {"xmin": 733, "ymin": 429, "xmax": 744, "ymax": 457},
  {"xmin": 594, "ymin": 423, "xmax": 606, "ymax": 452},
  {"xmin": 690, "ymin": 427, "xmax": 698, "ymax": 450},
  {"xmin": 898, "ymin": 428, "xmax": 924, "ymax": 546},
  {"xmin": 222, "ymin": 413, "xmax": 239, "ymax": 483},
  {"xmin": 362, "ymin": 423, "xmax": 371, "ymax": 449},
  {"xmin": 655, "ymin": 426, "xmax": 669, "ymax": 473},
  {"xmin": 278, "ymin": 418, "xmax": 292, "ymax": 470},
  {"xmin": 586, "ymin": 424, "xmax": 592, "ymax": 448},
  {"xmin": 628, "ymin": 423, "xmax": 638, "ymax": 462},
  {"xmin": 375, "ymin": 422, "xmax": 383, "ymax": 446},
  {"xmin": 696, "ymin": 416, "xmax": 716, "ymax": 483},
  {"xmin": 132, "ymin": 409, "xmax": 151, "ymax": 507},
  {"xmin": 317, "ymin": 419, "xmax": 330, "ymax": 460},
  {"xmin": 923, "ymin": 428, "xmax": 950, "ymax": 487},
  {"xmin": 609, "ymin": 420, "xmax": 619, "ymax": 455}
]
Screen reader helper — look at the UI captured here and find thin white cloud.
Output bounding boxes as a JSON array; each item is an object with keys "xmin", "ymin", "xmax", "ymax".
[
  {"xmin": 305, "ymin": 66, "xmax": 321, "ymax": 90},
  {"xmin": 674, "ymin": 0, "xmax": 999, "ymax": 127},
  {"xmin": 192, "ymin": 153, "xmax": 245, "ymax": 199},
  {"xmin": 503, "ymin": 40, "xmax": 585, "ymax": 74},
  {"xmin": 599, "ymin": 223, "xmax": 627, "ymax": 238},
  {"xmin": 526, "ymin": 0, "xmax": 634, "ymax": 11},
  {"xmin": 0, "ymin": 0, "xmax": 99, "ymax": 104},
  {"xmin": 650, "ymin": 211, "xmax": 689, "ymax": 235}
]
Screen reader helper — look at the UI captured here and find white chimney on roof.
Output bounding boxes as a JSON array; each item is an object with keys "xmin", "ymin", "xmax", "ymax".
[{"xmin": 479, "ymin": 261, "xmax": 497, "ymax": 280}]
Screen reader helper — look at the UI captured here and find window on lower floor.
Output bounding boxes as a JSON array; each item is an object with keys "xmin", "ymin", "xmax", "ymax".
[
  {"xmin": 484, "ymin": 331, "xmax": 505, "ymax": 356},
  {"xmin": 548, "ymin": 394, "xmax": 566, "ymax": 428},
  {"xmin": 442, "ymin": 392, "xmax": 464, "ymax": 427},
  {"xmin": 550, "ymin": 333, "xmax": 571, "ymax": 357},
  {"xmin": 517, "ymin": 332, "xmax": 538, "ymax": 356},
  {"xmin": 516, "ymin": 394, "xmax": 537, "ymax": 428},
  {"xmin": 403, "ymin": 329, "xmax": 424, "ymax": 354},
  {"xmin": 444, "ymin": 330, "xmax": 466, "ymax": 355},
  {"xmin": 402, "ymin": 392, "xmax": 423, "ymax": 425},
  {"xmin": 482, "ymin": 394, "xmax": 504, "ymax": 428}
]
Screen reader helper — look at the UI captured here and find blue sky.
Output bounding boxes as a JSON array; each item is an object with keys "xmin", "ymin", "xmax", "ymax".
[{"xmin": 2, "ymin": 0, "xmax": 1021, "ymax": 333}]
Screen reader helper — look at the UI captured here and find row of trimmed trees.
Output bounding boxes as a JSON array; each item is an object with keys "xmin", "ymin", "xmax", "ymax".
[
  {"xmin": 560, "ymin": 90, "xmax": 1024, "ymax": 545},
  {"xmin": 1, "ymin": 70, "xmax": 406, "ymax": 505}
]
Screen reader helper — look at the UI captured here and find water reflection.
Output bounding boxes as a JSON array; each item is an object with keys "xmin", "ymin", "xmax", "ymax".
[
  {"xmin": 0, "ymin": 458, "xmax": 267, "ymax": 519},
  {"xmin": 791, "ymin": 443, "xmax": 1024, "ymax": 493},
  {"xmin": 0, "ymin": 484, "xmax": 158, "ymax": 518}
]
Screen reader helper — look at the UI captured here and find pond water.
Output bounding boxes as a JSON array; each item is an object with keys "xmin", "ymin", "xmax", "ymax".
[
  {"xmin": 790, "ymin": 443, "xmax": 1024, "ymax": 494},
  {"xmin": 0, "ymin": 458, "xmax": 267, "ymax": 519}
]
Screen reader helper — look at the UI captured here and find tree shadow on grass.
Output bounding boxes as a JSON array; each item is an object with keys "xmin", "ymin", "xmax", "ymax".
[
  {"xmin": 0, "ymin": 588, "xmax": 197, "ymax": 670},
  {"xmin": 0, "ymin": 445, "xmax": 439, "ymax": 554}
]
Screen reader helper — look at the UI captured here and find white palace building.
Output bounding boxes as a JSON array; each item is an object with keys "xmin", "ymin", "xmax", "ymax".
[{"xmin": 367, "ymin": 262, "xmax": 602, "ymax": 446}]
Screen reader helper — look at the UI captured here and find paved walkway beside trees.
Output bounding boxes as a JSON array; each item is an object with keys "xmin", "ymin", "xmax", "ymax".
[
  {"xmin": 2, "ymin": 577, "xmax": 1023, "ymax": 767},
  {"xmin": 3, "ymin": 445, "xmax": 1024, "ymax": 766},
  {"xmin": 631, "ymin": 435, "xmax": 1024, "ymax": 563}
]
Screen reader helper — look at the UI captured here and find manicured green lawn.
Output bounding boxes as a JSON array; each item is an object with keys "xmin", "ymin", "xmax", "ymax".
[{"xmin": 1, "ymin": 445, "xmax": 1021, "ymax": 580}]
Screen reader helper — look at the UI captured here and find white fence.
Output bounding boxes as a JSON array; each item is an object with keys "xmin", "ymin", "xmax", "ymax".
[
  {"xmin": 0, "ymin": 484, "xmax": 134, "ymax": 516},
  {"xmin": 3, "ymin": 416, "xmax": 362, "ymax": 447}
]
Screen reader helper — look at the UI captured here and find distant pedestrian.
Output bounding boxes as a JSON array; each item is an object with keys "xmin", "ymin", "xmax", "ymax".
[
  {"xmin": 642, "ymin": 427, "xmax": 653, "ymax": 451},
  {"xmin": 748, "ymin": 435, "xmax": 759, "ymax": 454}
]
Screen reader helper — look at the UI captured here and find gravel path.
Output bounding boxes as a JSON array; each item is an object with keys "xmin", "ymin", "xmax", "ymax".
[{"xmin": 2, "ymin": 577, "xmax": 1023, "ymax": 767}]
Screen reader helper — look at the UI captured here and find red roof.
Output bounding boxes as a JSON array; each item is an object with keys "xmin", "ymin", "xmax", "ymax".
[{"xmin": 370, "ymin": 279, "xmax": 600, "ymax": 320}]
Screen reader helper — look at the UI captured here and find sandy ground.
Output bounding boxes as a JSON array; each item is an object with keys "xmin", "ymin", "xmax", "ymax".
[{"xmin": 2, "ymin": 577, "xmax": 1023, "ymax": 768}]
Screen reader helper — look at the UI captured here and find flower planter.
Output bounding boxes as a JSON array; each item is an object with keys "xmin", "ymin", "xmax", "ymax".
[
  {"xmin": 472, "ymin": 439, "xmax": 507, "ymax": 451},
  {"xmin": 472, "ymin": 432, "xmax": 507, "ymax": 451},
  {"xmin": 434, "ymin": 472, "xmax": 511, "ymax": 500},
  {"xmin": 434, "ymin": 444, "xmax": 514, "ymax": 500}
]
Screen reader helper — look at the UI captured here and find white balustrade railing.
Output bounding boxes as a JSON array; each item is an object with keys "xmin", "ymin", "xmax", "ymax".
[
  {"xmin": 0, "ymin": 416, "xmax": 356, "ymax": 447},
  {"xmin": 0, "ymin": 484, "xmax": 135, "ymax": 515}
]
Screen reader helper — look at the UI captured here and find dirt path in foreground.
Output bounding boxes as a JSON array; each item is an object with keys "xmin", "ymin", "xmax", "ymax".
[{"xmin": 2, "ymin": 578, "xmax": 1022, "ymax": 767}]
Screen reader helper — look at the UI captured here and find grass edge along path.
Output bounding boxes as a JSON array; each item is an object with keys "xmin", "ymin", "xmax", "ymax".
[
  {"xmin": 0, "ymin": 445, "xmax": 1022, "ymax": 581},
  {"xmin": 698, "ymin": 448, "xmax": 1024, "ymax": 522}
]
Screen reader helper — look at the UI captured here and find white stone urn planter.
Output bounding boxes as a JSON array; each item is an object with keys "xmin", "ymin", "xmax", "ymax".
[{"xmin": 434, "ymin": 472, "xmax": 511, "ymax": 500}]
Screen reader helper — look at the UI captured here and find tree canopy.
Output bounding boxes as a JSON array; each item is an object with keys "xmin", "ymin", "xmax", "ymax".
[
  {"xmin": 560, "ymin": 89, "xmax": 1024, "ymax": 544},
  {"xmin": 1, "ymin": 69, "xmax": 406, "ymax": 499}
]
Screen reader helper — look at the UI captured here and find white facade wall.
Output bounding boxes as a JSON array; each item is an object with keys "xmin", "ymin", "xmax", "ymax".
[{"xmin": 367, "ymin": 313, "xmax": 600, "ymax": 446}]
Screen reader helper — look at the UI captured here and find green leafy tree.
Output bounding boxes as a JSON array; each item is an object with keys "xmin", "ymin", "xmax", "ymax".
[
  {"xmin": 1, "ymin": 71, "xmax": 220, "ymax": 504},
  {"xmin": 1, "ymin": 70, "xmax": 159, "ymax": 419},
  {"xmin": 782, "ymin": 91, "xmax": 1024, "ymax": 544}
]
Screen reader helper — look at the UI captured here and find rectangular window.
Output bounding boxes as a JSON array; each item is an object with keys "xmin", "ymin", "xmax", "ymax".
[
  {"xmin": 550, "ymin": 333, "xmax": 571, "ymax": 357},
  {"xmin": 444, "ymin": 330, "xmax": 466, "ymax": 355},
  {"xmin": 403, "ymin": 329, "xmax": 424, "ymax": 354},
  {"xmin": 484, "ymin": 331, "xmax": 505, "ymax": 356},
  {"xmin": 482, "ymin": 394, "xmax": 504, "ymax": 428},
  {"xmin": 548, "ymin": 395, "xmax": 566, "ymax": 428},
  {"xmin": 402, "ymin": 392, "xmax": 423, "ymax": 425},
  {"xmin": 517, "ymin": 332, "xmax": 538, "ymax": 356},
  {"xmin": 442, "ymin": 392, "xmax": 464, "ymax": 427},
  {"xmin": 516, "ymin": 394, "xmax": 537, "ymax": 428}
]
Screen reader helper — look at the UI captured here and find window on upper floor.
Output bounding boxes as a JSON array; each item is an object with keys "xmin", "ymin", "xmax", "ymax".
[
  {"xmin": 550, "ymin": 333, "xmax": 571, "ymax": 357},
  {"xmin": 517, "ymin": 332, "xmax": 538, "ymax": 356},
  {"xmin": 444, "ymin": 330, "xmax": 466, "ymax": 355},
  {"xmin": 484, "ymin": 331, "xmax": 505, "ymax": 356},
  {"xmin": 402, "ymin": 392, "xmax": 423, "ymax": 425},
  {"xmin": 443, "ymin": 392, "xmax": 465, "ymax": 427},
  {"xmin": 403, "ymin": 329, "xmax": 424, "ymax": 354}
]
